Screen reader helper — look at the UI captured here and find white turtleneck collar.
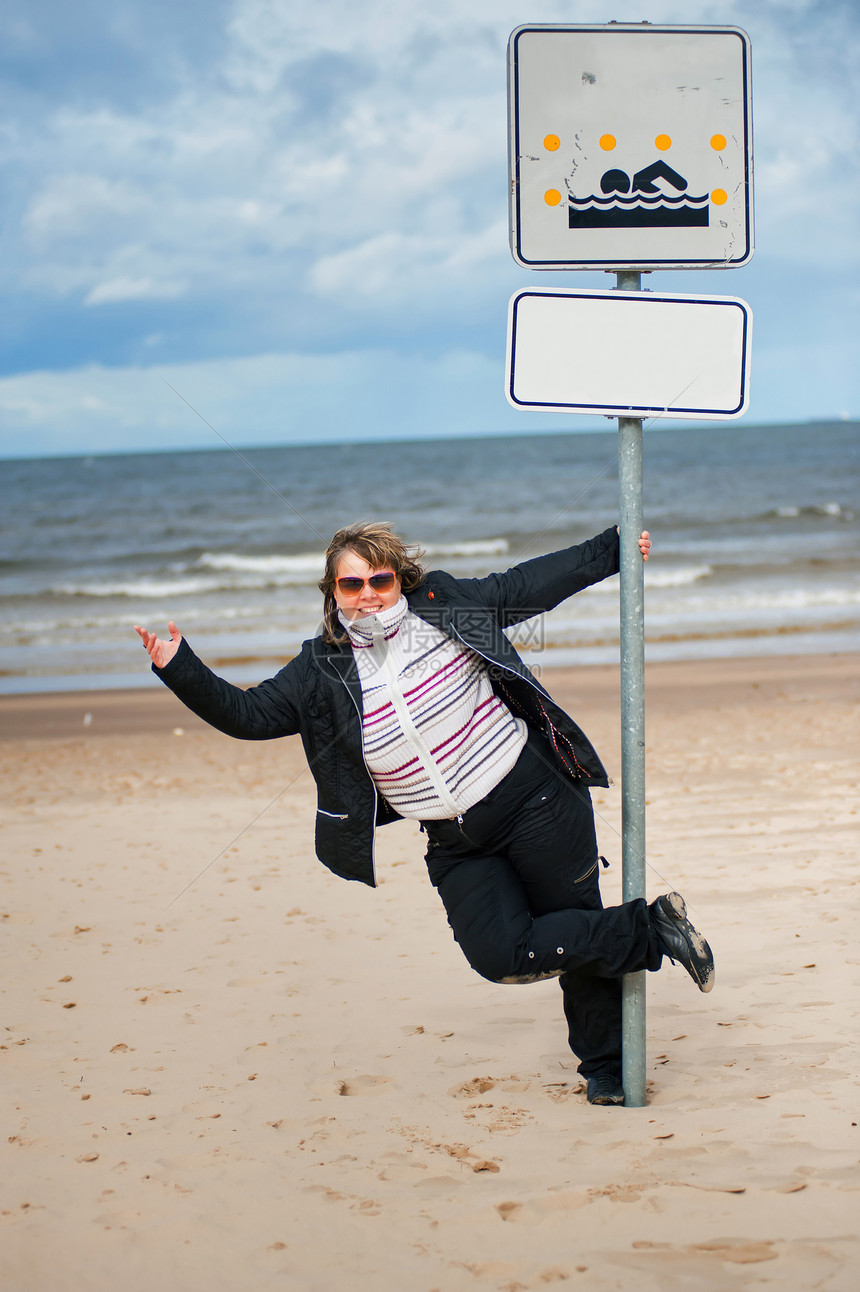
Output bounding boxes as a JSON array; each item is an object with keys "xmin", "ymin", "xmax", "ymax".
[{"xmin": 338, "ymin": 594, "xmax": 408, "ymax": 649}]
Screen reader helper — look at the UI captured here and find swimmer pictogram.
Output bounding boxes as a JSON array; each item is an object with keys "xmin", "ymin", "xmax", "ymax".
[
  {"xmin": 561, "ymin": 134, "xmax": 728, "ymax": 229},
  {"xmin": 570, "ymin": 156, "xmax": 708, "ymax": 228}
]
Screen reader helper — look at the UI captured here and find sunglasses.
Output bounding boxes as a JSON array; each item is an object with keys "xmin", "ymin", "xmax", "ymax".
[{"xmin": 335, "ymin": 572, "xmax": 397, "ymax": 596}]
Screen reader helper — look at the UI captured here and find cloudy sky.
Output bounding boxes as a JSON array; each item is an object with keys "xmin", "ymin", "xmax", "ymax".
[{"xmin": 0, "ymin": 0, "xmax": 856, "ymax": 457}]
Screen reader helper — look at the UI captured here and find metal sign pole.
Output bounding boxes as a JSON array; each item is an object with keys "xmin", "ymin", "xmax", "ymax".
[
  {"xmin": 616, "ymin": 268, "xmax": 647, "ymax": 1108},
  {"xmin": 507, "ymin": 21, "xmax": 754, "ymax": 1110}
]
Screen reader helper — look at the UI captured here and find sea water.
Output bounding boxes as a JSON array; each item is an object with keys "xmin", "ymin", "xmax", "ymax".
[{"xmin": 1, "ymin": 420, "xmax": 857, "ymax": 693}]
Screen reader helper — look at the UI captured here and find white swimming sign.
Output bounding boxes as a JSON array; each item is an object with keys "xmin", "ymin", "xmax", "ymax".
[
  {"xmin": 505, "ymin": 288, "xmax": 752, "ymax": 419},
  {"xmin": 508, "ymin": 24, "xmax": 754, "ymax": 270}
]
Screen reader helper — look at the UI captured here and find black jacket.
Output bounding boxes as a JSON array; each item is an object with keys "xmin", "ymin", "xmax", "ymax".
[{"xmin": 154, "ymin": 526, "xmax": 620, "ymax": 887}]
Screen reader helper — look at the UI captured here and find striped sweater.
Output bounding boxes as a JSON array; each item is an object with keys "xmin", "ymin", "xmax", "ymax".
[{"xmin": 339, "ymin": 597, "xmax": 527, "ymax": 820}]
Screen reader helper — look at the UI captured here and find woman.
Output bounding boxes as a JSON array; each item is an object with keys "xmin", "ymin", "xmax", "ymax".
[{"xmin": 135, "ymin": 521, "xmax": 713, "ymax": 1107}]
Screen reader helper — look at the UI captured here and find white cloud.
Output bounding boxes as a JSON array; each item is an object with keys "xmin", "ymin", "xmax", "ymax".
[
  {"xmin": 85, "ymin": 276, "xmax": 188, "ymax": 305},
  {"xmin": 0, "ymin": 317, "xmax": 854, "ymax": 462},
  {"xmin": 0, "ymin": 380, "xmax": 125, "ymax": 427},
  {"xmin": 0, "ymin": 0, "xmax": 857, "ymax": 449},
  {"xmin": 309, "ymin": 219, "xmax": 508, "ymax": 301},
  {"xmin": 23, "ymin": 173, "xmax": 147, "ymax": 236},
  {"xmin": 12, "ymin": 2, "xmax": 858, "ymax": 292},
  {"xmin": 0, "ymin": 348, "xmax": 541, "ymax": 456}
]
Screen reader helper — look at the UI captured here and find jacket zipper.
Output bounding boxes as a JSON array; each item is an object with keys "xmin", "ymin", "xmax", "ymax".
[
  {"xmin": 375, "ymin": 629, "xmax": 462, "ymax": 820},
  {"xmin": 448, "ymin": 622, "xmax": 591, "ymax": 783},
  {"xmin": 446, "ymin": 622, "xmax": 537, "ymax": 841},
  {"xmin": 448, "ymin": 622, "xmax": 550, "ymax": 711},
  {"xmin": 328, "ymin": 663, "xmax": 379, "ymax": 888}
]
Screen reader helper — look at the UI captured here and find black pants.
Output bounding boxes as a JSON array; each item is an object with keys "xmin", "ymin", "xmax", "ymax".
[{"xmin": 422, "ymin": 733, "xmax": 661, "ymax": 1079}]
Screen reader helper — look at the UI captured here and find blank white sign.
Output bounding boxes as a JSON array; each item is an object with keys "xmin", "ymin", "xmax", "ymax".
[{"xmin": 506, "ymin": 288, "xmax": 752, "ymax": 419}]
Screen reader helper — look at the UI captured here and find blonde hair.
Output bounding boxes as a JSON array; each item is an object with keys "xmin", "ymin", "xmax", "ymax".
[{"xmin": 319, "ymin": 521, "xmax": 426, "ymax": 644}]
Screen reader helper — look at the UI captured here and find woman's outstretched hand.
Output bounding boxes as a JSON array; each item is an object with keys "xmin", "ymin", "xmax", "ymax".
[
  {"xmin": 134, "ymin": 620, "xmax": 183, "ymax": 670},
  {"xmin": 616, "ymin": 528, "xmax": 652, "ymax": 561}
]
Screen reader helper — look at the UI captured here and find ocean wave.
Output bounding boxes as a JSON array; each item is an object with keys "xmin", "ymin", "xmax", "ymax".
[
  {"xmin": 49, "ymin": 562, "xmax": 327, "ymax": 597},
  {"xmin": 584, "ymin": 564, "xmax": 713, "ymax": 593},
  {"xmin": 674, "ymin": 586, "xmax": 860, "ymax": 612},
  {"xmin": 197, "ymin": 551, "xmax": 323, "ymax": 575},
  {"xmin": 51, "ymin": 576, "xmax": 224, "ymax": 599},
  {"xmin": 421, "ymin": 538, "xmax": 510, "ymax": 558},
  {"xmin": 27, "ymin": 558, "xmax": 716, "ymax": 603},
  {"xmin": 194, "ymin": 538, "xmax": 512, "ymax": 574},
  {"xmin": 645, "ymin": 565, "xmax": 714, "ymax": 589},
  {"xmin": 771, "ymin": 502, "xmax": 851, "ymax": 520},
  {"xmin": 0, "ymin": 601, "xmax": 278, "ymax": 637},
  {"xmin": 198, "ymin": 539, "xmax": 511, "ymax": 570},
  {"xmin": 511, "ymin": 615, "xmax": 860, "ymax": 660}
]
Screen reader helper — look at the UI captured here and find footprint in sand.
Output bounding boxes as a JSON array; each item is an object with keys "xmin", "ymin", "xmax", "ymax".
[
  {"xmin": 336, "ymin": 1075, "xmax": 393, "ymax": 1097},
  {"xmin": 448, "ymin": 1077, "xmax": 496, "ymax": 1098},
  {"xmin": 633, "ymin": 1239, "xmax": 778, "ymax": 1265},
  {"xmin": 495, "ymin": 1192, "xmax": 590, "ymax": 1223}
]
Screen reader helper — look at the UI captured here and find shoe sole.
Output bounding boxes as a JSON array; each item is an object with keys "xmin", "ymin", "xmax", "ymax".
[
  {"xmin": 588, "ymin": 1093, "xmax": 625, "ymax": 1106},
  {"xmin": 661, "ymin": 892, "xmax": 715, "ymax": 993}
]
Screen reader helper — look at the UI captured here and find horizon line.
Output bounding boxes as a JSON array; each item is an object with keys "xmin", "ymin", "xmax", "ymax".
[{"xmin": 1, "ymin": 415, "xmax": 855, "ymax": 465}]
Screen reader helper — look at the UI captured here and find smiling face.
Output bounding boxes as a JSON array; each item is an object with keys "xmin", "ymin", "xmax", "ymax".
[{"xmin": 333, "ymin": 550, "xmax": 402, "ymax": 621}]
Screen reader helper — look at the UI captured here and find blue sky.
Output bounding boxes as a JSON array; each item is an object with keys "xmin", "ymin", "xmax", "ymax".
[{"xmin": 0, "ymin": 0, "xmax": 857, "ymax": 457}]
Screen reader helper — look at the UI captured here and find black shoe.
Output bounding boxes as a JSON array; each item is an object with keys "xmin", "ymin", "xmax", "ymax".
[
  {"xmin": 586, "ymin": 1073, "xmax": 625, "ymax": 1106},
  {"xmin": 649, "ymin": 891, "xmax": 715, "ymax": 993}
]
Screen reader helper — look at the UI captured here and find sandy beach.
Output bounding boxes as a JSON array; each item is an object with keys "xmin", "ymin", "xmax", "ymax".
[{"xmin": 2, "ymin": 651, "xmax": 858, "ymax": 1291}]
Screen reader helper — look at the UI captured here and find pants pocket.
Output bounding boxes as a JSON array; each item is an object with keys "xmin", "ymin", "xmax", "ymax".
[{"xmin": 574, "ymin": 858, "xmax": 599, "ymax": 885}]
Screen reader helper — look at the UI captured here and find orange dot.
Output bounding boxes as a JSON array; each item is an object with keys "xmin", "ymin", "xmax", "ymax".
[
  {"xmin": 655, "ymin": 134, "xmax": 671, "ymax": 151},
  {"xmin": 711, "ymin": 188, "xmax": 728, "ymax": 205},
  {"xmin": 599, "ymin": 134, "xmax": 616, "ymax": 151},
  {"xmin": 544, "ymin": 134, "xmax": 560, "ymax": 151},
  {"xmin": 544, "ymin": 189, "xmax": 562, "ymax": 207},
  {"xmin": 710, "ymin": 134, "xmax": 727, "ymax": 151}
]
